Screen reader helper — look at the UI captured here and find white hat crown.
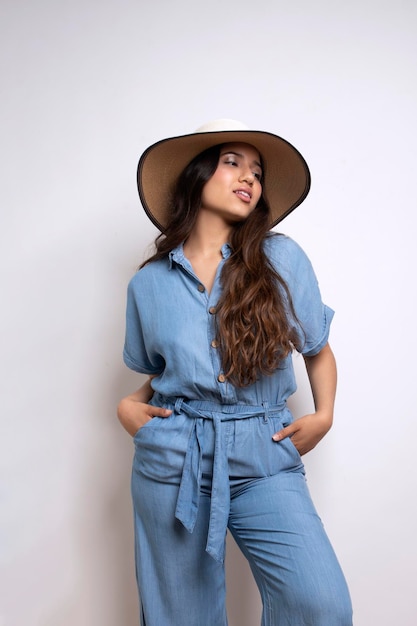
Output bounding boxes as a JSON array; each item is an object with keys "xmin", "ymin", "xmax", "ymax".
[{"xmin": 195, "ymin": 119, "xmax": 249, "ymax": 133}]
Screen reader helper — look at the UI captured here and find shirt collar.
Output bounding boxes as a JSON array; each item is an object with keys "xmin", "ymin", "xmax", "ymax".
[
  {"xmin": 168, "ymin": 244, "xmax": 185, "ymax": 269},
  {"xmin": 168, "ymin": 242, "xmax": 232, "ymax": 269}
]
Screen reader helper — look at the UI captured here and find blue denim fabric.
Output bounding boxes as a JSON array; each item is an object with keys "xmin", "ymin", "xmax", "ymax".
[
  {"xmin": 123, "ymin": 234, "xmax": 334, "ymax": 405},
  {"xmin": 124, "ymin": 234, "xmax": 352, "ymax": 625},
  {"xmin": 131, "ymin": 397, "xmax": 352, "ymax": 625}
]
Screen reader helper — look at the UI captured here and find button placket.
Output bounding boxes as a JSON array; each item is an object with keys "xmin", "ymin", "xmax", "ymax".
[{"xmin": 206, "ymin": 277, "xmax": 237, "ymax": 403}]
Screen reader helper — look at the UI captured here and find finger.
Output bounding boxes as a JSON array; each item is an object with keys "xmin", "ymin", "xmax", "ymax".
[
  {"xmin": 272, "ymin": 425, "xmax": 295, "ymax": 442},
  {"xmin": 149, "ymin": 406, "xmax": 172, "ymax": 418}
]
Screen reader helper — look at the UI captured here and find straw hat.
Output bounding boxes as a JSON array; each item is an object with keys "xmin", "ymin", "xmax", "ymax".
[{"xmin": 137, "ymin": 119, "xmax": 311, "ymax": 231}]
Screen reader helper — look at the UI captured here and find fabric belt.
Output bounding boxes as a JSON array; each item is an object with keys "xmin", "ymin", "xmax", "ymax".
[{"xmin": 153, "ymin": 394, "xmax": 287, "ymax": 564}]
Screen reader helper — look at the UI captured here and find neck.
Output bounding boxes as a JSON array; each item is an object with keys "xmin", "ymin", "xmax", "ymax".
[{"xmin": 184, "ymin": 211, "xmax": 232, "ymax": 258}]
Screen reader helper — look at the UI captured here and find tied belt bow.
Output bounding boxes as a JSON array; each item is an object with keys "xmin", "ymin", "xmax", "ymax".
[{"xmin": 159, "ymin": 395, "xmax": 286, "ymax": 564}]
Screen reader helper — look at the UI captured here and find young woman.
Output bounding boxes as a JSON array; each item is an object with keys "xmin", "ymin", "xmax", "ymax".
[{"xmin": 118, "ymin": 119, "xmax": 353, "ymax": 625}]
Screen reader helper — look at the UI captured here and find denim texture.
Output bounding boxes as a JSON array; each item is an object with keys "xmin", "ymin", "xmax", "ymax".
[
  {"xmin": 124, "ymin": 234, "xmax": 352, "ymax": 625},
  {"xmin": 123, "ymin": 234, "xmax": 334, "ymax": 405},
  {"xmin": 131, "ymin": 398, "xmax": 352, "ymax": 625}
]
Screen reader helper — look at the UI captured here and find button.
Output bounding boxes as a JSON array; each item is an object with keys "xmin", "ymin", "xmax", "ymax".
[
  {"xmin": 211, "ymin": 339, "xmax": 219, "ymax": 348},
  {"xmin": 197, "ymin": 284, "xmax": 205, "ymax": 292},
  {"xmin": 209, "ymin": 306, "xmax": 216, "ymax": 315},
  {"xmin": 217, "ymin": 374, "xmax": 226, "ymax": 383}
]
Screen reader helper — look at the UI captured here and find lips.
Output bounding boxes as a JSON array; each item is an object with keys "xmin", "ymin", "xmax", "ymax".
[{"xmin": 234, "ymin": 188, "xmax": 252, "ymax": 202}]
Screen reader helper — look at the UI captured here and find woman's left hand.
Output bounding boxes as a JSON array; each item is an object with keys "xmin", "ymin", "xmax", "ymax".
[
  {"xmin": 272, "ymin": 411, "xmax": 333, "ymax": 456},
  {"xmin": 273, "ymin": 343, "xmax": 337, "ymax": 455}
]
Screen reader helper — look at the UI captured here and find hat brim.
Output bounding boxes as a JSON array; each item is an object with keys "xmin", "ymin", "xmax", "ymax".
[{"xmin": 137, "ymin": 129, "xmax": 311, "ymax": 232}]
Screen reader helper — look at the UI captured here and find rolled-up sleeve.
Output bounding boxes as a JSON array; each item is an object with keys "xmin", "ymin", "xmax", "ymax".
[
  {"xmin": 266, "ymin": 235, "xmax": 334, "ymax": 357},
  {"xmin": 123, "ymin": 276, "xmax": 165, "ymax": 375}
]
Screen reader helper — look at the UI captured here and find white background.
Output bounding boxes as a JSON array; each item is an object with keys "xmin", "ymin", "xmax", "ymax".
[{"xmin": 1, "ymin": 1, "xmax": 416, "ymax": 624}]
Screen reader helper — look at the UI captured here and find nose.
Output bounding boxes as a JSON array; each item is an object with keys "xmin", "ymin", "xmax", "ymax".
[{"xmin": 239, "ymin": 169, "xmax": 254, "ymax": 185}]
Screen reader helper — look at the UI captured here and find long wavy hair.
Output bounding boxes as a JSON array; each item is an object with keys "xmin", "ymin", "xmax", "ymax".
[{"xmin": 141, "ymin": 144, "xmax": 301, "ymax": 386}]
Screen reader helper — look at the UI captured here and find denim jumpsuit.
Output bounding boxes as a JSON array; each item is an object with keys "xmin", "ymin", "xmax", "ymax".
[{"xmin": 123, "ymin": 234, "xmax": 352, "ymax": 626}]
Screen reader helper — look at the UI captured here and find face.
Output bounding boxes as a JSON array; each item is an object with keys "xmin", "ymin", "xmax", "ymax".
[{"xmin": 200, "ymin": 142, "xmax": 263, "ymax": 224}]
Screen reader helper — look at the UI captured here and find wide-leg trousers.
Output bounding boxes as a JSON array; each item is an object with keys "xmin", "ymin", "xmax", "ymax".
[{"xmin": 131, "ymin": 397, "xmax": 353, "ymax": 626}]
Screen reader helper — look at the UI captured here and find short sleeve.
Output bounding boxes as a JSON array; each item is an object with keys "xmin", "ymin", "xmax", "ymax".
[
  {"xmin": 265, "ymin": 235, "xmax": 334, "ymax": 357},
  {"xmin": 123, "ymin": 275, "xmax": 165, "ymax": 375}
]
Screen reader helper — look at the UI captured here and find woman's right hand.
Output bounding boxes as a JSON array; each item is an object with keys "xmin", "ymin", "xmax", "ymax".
[
  {"xmin": 117, "ymin": 396, "xmax": 172, "ymax": 437},
  {"xmin": 117, "ymin": 377, "xmax": 172, "ymax": 437}
]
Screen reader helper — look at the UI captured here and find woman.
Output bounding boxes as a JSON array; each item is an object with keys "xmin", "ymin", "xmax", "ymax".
[{"xmin": 118, "ymin": 119, "xmax": 352, "ymax": 625}]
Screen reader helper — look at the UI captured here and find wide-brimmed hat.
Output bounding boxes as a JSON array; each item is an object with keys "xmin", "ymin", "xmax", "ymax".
[{"xmin": 137, "ymin": 119, "xmax": 311, "ymax": 231}]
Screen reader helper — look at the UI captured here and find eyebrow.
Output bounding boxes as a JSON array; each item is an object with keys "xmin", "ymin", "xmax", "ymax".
[{"xmin": 220, "ymin": 150, "xmax": 263, "ymax": 171}]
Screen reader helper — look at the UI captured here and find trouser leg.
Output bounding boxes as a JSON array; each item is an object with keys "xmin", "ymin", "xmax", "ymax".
[
  {"xmin": 228, "ymin": 472, "xmax": 353, "ymax": 626},
  {"xmin": 131, "ymin": 435, "xmax": 228, "ymax": 626}
]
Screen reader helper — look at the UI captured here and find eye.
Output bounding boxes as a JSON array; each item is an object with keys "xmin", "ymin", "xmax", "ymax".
[
  {"xmin": 253, "ymin": 172, "xmax": 262, "ymax": 181},
  {"xmin": 225, "ymin": 158, "xmax": 238, "ymax": 167}
]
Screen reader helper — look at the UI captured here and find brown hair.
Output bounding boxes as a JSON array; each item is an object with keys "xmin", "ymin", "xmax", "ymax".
[{"xmin": 141, "ymin": 145, "xmax": 301, "ymax": 386}]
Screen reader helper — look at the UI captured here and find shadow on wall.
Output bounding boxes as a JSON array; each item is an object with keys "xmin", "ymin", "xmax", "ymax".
[{"xmin": 70, "ymin": 366, "xmax": 141, "ymax": 626}]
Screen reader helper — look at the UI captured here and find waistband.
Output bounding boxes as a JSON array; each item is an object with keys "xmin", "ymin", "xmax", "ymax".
[
  {"xmin": 153, "ymin": 393, "xmax": 288, "ymax": 563},
  {"xmin": 153, "ymin": 392, "xmax": 287, "ymax": 418}
]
